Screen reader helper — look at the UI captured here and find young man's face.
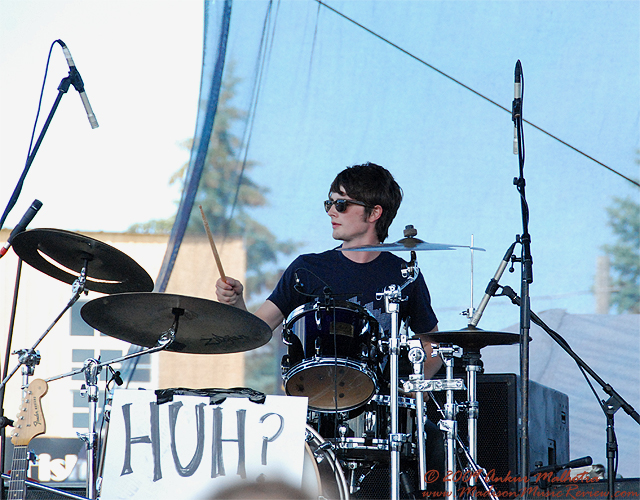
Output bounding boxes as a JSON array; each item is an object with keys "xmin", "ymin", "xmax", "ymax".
[{"xmin": 326, "ymin": 187, "xmax": 379, "ymax": 245}]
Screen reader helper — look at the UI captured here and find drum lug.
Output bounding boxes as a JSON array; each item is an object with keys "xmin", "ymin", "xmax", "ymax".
[
  {"xmin": 313, "ymin": 441, "xmax": 333, "ymax": 462},
  {"xmin": 282, "ymin": 329, "xmax": 293, "ymax": 346},
  {"xmin": 280, "ymin": 355, "xmax": 290, "ymax": 375},
  {"xmin": 360, "ymin": 344, "xmax": 368, "ymax": 359},
  {"xmin": 378, "ymin": 339, "xmax": 389, "ymax": 355}
]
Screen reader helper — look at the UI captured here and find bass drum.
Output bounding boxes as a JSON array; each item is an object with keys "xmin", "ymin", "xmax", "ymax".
[{"xmin": 302, "ymin": 425, "xmax": 350, "ymax": 499}]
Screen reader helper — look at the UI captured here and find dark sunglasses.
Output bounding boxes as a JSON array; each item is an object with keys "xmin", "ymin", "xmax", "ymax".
[{"xmin": 324, "ymin": 199, "xmax": 370, "ymax": 213}]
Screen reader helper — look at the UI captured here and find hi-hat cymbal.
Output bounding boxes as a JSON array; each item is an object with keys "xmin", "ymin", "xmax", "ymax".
[
  {"xmin": 81, "ymin": 292, "xmax": 272, "ymax": 354},
  {"xmin": 428, "ymin": 326, "xmax": 521, "ymax": 349},
  {"xmin": 11, "ymin": 228, "xmax": 154, "ymax": 294}
]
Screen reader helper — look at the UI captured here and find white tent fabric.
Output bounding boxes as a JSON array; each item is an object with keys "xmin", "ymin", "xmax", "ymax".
[{"xmin": 479, "ymin": 310, "xmax": 640, "ymax": 478}]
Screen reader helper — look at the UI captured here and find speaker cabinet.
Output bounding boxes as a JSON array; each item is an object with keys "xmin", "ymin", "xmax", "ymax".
[{"xmin": 426, "ymin": 373, "xmax": 569, "ymax": 494}]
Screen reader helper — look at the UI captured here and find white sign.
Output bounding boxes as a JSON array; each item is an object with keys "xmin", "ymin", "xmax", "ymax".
[{"xmin": 100, "ymin": 390, "xmax": 308, "ymax": 500}]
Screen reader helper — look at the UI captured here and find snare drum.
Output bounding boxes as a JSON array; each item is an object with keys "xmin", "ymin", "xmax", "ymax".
[{"xmin": 282, "ymin": 300, "xmax": 380, "ymax": 412}]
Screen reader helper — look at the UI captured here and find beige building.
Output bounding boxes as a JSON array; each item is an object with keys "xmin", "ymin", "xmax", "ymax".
[{"xmin": 0, "ymin": 229, "xmax": 248, "ymax": 445}]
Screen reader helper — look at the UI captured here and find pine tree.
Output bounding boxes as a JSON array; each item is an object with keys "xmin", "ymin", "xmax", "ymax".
[{"xmin": 129, "ymin": 68, "xmax": 298, "ymax": 305}]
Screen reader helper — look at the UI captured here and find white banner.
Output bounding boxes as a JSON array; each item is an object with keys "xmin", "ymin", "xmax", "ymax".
[{"xmin": 100, "ymin": 390, "xmax": 308, "ymax": 499}]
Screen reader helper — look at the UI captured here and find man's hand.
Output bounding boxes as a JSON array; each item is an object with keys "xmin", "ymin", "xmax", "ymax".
[{"xmin": 215, "ymin": 277, "xmax": 246, "ymax": 310}]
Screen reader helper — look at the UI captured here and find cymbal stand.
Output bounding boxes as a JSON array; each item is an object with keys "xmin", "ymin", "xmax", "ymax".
[
  {"xmin": 404, "ymin": 344, "xmax": 464, "ymax": 499},
  {"xmin": 428, "ymin": 395, "xmax": 499, "ymax": 500},
  {"xmin": 82, "ymin": 358, "xmax": 100, "ymax": 500},
  {"xmin": 377, "ymin": 254, "xmax": 417, "ymax": 500},
  {"xmin": 45, "ymin": 309, "xmax": 181, "ymax": 499},
  {"xmin": 0, "ymin": 260, "xmax": 88, "ymax": 393},
  {"xmin": 463, "ymin": 349, "xmax": 482, "ymax": 497},
  {"xmin": 378, "ymin": 283, "xmax": 404, "ymax": 500}
]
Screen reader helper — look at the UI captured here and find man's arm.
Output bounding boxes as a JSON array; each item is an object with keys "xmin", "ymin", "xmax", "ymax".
[
  {"xmin": 216, "ymin": 277, "xmax": 284, "ymax": 331},
  {"xmin": 254, "ymin": 300, "xmax": 285, "ymax": 331}
]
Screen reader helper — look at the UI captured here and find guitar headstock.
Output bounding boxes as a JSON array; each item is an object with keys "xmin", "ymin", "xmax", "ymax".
[{"xmin": 11, "ymin": 379, "xmax": 48, "ymax": 446}]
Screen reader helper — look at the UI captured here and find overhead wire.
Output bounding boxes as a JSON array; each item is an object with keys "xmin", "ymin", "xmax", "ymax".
[{"xmin": 314, "ymin": 0, "xmax": 639, "ymax": 189}]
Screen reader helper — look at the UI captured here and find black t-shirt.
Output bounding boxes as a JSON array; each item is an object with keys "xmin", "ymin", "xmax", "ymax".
[{"xmin": 268, "ymin": 248, "xmax": 438, "ymax": 335}]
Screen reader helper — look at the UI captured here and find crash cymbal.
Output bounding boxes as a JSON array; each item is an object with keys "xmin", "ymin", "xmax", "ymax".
[
  {"xmin": 81, "ymin": 292, "xmax": 272, "ymax": 354},
  {"xmin": 341, "ymin": 238, "xmax": 485, "ymax": 252},
  {"xmin": 428, "ymin": 326, "xmax": 520, "ymax": 349},
  {"xmin": 11, "ymin": 228, "xmax": 154, "ymax": 294},
  {"xmin": 339, "ymin": 225, "xmax": 485, "ymax": 252}
]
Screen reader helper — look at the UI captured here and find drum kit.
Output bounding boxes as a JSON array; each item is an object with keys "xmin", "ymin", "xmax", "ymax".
[
  {"xmin": 1, "ymin": 226, "xmax": 520, "ymax": 500},
  {"xmin": 278, "ymin": 228, "xmax": 520, "ymax": 500}
]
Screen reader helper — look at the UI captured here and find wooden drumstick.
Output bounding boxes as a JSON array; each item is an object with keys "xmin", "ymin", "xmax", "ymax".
[{"xmin": 199, "ymin": 205, "xmax": 226, "ymax": 282}]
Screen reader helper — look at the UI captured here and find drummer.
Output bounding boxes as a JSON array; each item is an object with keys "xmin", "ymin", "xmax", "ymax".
[
  {"xmin": 216, "ymin": 162, "xmax": 445, "ymax": 491},
  {"xmin": 216, "ymin": 162, "xmax": 442, "ymax": 379}
]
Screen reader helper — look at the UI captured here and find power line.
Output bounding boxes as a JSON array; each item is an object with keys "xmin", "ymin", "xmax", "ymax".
[{"xmin": 315, "ymin": 0, "xmax": 639, "ymax": 189}]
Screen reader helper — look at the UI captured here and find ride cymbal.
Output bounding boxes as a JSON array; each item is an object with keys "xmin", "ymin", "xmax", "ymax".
[
  {"xmin": 427, "ymin": 326, "xmax": 521, "ymax": 349},
  {"xmin": 81, "ymin": 292, "xmax": 272, "ymax": 354},
  {"xmin": 11, "ymin": 228, "xmax": 154, "ymax": 294}
]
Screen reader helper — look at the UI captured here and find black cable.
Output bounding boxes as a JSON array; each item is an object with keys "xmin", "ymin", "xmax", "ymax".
[
  {"xmin": 0, "ymin": 41, "xmax": 60, "ymax": 231},
  {"xmin": 313, "ymin": 0, "xmax": 639, "ymax": 189}
]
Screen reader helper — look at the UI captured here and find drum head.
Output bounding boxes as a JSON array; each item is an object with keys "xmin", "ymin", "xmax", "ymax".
[{"xmin": 284, "ymin": 359, "xmax": 376, "ymax": 412}]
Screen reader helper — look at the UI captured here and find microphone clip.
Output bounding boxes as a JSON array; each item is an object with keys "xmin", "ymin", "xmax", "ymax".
[
  {"xmin": 512, "ymin": 95, "xmax": 522, "ymax": 123},
  {"xmin": 67, "ymin": 65, "xmax": 87, "ymax": 94},
  {"xmin": 401, "ymin": 250, "xmax": 418, "ymax": 280}
]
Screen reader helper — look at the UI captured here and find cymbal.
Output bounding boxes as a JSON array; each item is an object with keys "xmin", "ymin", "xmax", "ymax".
[
  {"xmin": 428, "ymin": 326, "xmax": 521, "ymax": 349},
  {"xmin": 340, "ymin": 236, "xmax": 485, "ymax": 252},
  {"xmin": 11, "ymin": 228, "xmax": 154, "ymax": 294},
  {"xmin": 81, "ymin": 292, "xmax": 272, "ymax": 354}
]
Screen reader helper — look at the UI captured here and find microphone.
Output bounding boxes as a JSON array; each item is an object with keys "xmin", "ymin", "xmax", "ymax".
[
  {"xmin": 531, "ymin": 456, "xmax": 592, "ymax": 476},
  {"xmin": 58, "ymin": 40, "xmax": 99, "ymax": 129},
  {"xmin": 0, "ymin": 199, "xmax": 43, "ymax": 258},
  {"xmin": 512, "ymin": 60, "xmax": 522, "ymax": 154},
  {"xmin": 469, "ymin": 241, "xmax": 516, "ymax": 327}
]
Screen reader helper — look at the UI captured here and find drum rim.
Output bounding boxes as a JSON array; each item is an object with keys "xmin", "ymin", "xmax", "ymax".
[
  {"xmin": 303, "ymin": 424, "xmax": 349, "ymax": 499},
  {"xmin": 285, "ymin": 298, "xmax": 378, "ymax": 327},
  {"xmin": 284, "ymin": 356, "xmax": 378, "ymax": 377}
]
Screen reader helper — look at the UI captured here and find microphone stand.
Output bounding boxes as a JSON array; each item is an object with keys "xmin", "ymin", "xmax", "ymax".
[
  {"xmin": 512, "ymin": 59, "xmax": 532, "ymax": 496},
  {"xmin": 499, "ymin": 286, "xmax": 639, "ymax": 500},
  {"xmin": 0, "ymin": 259, "xmax": 23, "ymax": 500},
  {"xmin": 45, "ymin": 318, "xmax": 178, "ymax": 499},
  {"xmin": 0, "ymin": 258, "xmax": 87, "ymax": 500},
  {"xmin": 0, "ymin": 74, "xmax": 73, "ymax": 231}
]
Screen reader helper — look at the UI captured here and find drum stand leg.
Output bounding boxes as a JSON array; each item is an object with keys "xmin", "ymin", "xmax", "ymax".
[
  {"xmin": 422, "ymin": 348, "xmax": 499, "ymax": 500},
  {"xmin": 78, "ymin": 358, "xmax": 100, "ymax": 500},
  {"xmin": 406, "ymin": 340, "xmax": 428, "ymax": 492}
]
